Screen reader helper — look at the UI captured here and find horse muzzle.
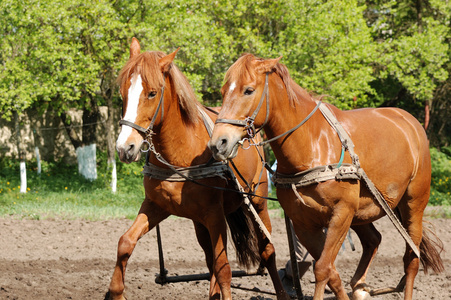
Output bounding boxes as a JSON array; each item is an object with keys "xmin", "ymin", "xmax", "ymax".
[
  {"xmin": 116, "ymin": 142, "xmax": 141, "ymax": 163},
  {"xmin": 208, "ymin": 134, "xmax": 241, "ymax": 161}
]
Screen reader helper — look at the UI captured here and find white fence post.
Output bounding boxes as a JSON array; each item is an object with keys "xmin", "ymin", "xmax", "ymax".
[
  {"xmin": 35, "ymin": 146, "xmax": 41, "ymax": 175},
  {"xmin": 20, "ymin": 158, "xmax": 27, "ymax": 193},
  {"xmin": 111, "ymin": 159, "xmax": 117, "ymax": 193}
]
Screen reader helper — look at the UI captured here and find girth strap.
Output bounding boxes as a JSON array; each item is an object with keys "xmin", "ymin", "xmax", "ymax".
[{"xmin": 273, "ymin": 163, "xmax": 360, "ymax": 188}]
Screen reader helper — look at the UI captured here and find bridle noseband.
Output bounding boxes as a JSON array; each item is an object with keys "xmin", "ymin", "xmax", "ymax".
[
  {"xmin": 215, "ymin": 73, "xmax": 270, "ymax": 138},
  {"xmin": 119, "ymin": 74, "xmax": 166, "ymax": 151}
]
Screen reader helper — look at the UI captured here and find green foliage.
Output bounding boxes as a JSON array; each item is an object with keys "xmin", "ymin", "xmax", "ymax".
[
  {"xmin": 1, "ymin": 0, "xmax": 451, "ymax": 160},
  {"xmin": 430, "ymin": 147, "xmax": 451, "ymax": 206},
  {"xmin": 276, "ymin": 0, "xmax": 378, "ymax": 109}
]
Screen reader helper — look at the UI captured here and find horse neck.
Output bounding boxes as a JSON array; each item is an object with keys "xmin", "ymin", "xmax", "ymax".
[
  {"xmin": 265, "ymin": 81, "xmax": 338, "ymax": 174},
  {"xmin": 149, "ymin": 89, "xmax": 210, "ymax": 167}
]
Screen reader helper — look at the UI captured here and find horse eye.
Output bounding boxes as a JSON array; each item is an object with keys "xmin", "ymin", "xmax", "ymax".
[
  {"xmin": 244, "ymin": 87, "xmax": 255, "ymax": 95},
  {"xmin": 148, "ymin": 90, "xmax": 157, "ymax": 99}
]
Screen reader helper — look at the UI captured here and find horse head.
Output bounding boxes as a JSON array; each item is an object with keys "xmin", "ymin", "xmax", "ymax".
[
  {"xmin": 208, "ymin": 54, "xmax": 281, "ymax": 161},
  {"xmin": 116, "ymin": 38, "xmax": 178, "ymax": 163}
]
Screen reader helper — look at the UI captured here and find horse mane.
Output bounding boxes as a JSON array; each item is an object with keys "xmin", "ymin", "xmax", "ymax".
[
  {"xmin": 117, "ymin": 51, "xmax": 200, "ymax": 123},
  {"xmin": 224, "ymin": 53, "xmax": 311, "ymax": 107}
]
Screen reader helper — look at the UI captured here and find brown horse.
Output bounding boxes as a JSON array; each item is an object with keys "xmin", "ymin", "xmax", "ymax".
[
  {"xmin": 208, "ymin": 53, "xmax": 444, "ymax": 300},
  {"xmin": 107, "ymin": 40, "xmax": 290, "ymax": 300}
]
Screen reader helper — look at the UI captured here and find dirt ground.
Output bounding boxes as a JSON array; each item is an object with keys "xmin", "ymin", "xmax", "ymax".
[{"xmin": 0, "ymin": 211, "xmax": 449, "ymax": 300}]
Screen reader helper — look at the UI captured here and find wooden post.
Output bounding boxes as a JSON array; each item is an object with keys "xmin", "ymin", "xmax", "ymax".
[{"xmin": 285, "ymin": 214, "xmax": 303, "ymax": 299}]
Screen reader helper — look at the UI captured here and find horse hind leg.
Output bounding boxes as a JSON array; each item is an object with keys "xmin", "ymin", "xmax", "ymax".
[
  {"xmin": 349, "ymin": 223, "xmax": 381, "ymax": 300},
  {"xmin": 193, "ymin": 222, "xmax": 221, "ymax": 299},
  {"xmin": 394, "ymin": 182, "xmax": 438, "ymax": 300}
]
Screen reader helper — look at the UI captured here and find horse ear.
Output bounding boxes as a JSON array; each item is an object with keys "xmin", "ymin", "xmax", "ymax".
[
  {"xmin": 159, "ymin": 47, "xmax": 180, "ymax": 73},
  {"xmin": 130, "ymin": 37, "xmax": 141, "ymax": 58},
  {"xmin": 255, "ymin": 56, "xmax": 283, "ymax": 74}
]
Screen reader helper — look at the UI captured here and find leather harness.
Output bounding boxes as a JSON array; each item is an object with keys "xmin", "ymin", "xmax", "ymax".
[
  {"xmin": 118, "ymin": 77, "xmax": 273, "ymax": 243},
  {"xmin": 216, "ymin": 72, "xmax": 420, "ymax": 257}
]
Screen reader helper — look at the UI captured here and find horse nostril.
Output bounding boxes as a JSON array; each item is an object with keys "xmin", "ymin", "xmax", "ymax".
[
  {"xmin": 126, "ymin": 143, "xmax": 135, "ymax": 158},
  {"xmin": 217, "ymin": 138, "xmax": 228, "ymax": 152}
]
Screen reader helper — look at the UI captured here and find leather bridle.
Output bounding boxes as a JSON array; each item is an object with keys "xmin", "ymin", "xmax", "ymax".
[
  {"xmin": 214, "ymin": 72, "xmax": 321, "ymax": 146},
  {"xmin": 215, "ymin": 73, "xmax": 270, "ymax": 138},
  {"xmin": 119, "ymin": 74, "xmax": 166, "ymax": 149}
]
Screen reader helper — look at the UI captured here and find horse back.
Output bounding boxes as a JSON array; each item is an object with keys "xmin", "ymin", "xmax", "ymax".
[{"xmin": 335, "ymin": 106, "xmax": 431, "ymax": 205}]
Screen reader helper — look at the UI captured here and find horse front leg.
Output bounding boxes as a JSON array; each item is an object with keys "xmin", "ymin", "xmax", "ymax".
[
  {"xmin": 311, "ymin": 210, "xmax": 354, "ymax": 300},
  {"xmin": 107, "ymin": 200, "xmax": 169, "ymax": 300},
  {"xmin": 206, "ymin": 215, "xmax": 232, "ymax": 300}
]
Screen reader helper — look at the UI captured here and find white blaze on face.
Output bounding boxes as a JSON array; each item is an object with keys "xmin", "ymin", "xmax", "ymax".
[
  {"xmin": 116, "ymin": 74, "xmax": 143, "ymax": 147},
  {"xmin": 228, "ymin": 81, "xmax": 236, "ymax": 95}
]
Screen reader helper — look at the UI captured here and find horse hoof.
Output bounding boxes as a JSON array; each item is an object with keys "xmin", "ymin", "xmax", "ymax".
[
  {"xmin": 104, "ymin": 291, "xmax": 127, "ymax": 300},
  {"xmin": 352, "ymin": 288, "xmax": 371, "ymax": 300}
]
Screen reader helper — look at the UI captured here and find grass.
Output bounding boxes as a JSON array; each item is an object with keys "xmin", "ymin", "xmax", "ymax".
[
  {"xmin": 0, "ymin": 147, "xmax": 450, "ymax": 221},
  {"xmin": 0, "ymin": 153, "xmax": 145, "ymax": 220}
]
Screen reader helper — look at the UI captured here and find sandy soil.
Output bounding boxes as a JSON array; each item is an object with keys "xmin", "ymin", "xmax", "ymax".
[{"xmin": 0, "ymin": 212, "xmax": 449, "ymax": 299}]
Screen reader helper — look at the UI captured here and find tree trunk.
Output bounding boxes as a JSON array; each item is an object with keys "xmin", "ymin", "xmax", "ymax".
[
  {"xmin": 424, "ymin": 100, "xmax": 430, "ymax": 131},
  {"xmin": 61, "ymin": 111, "xmax": 82, "ymax": 150},
  {"xmin": 106, "ymin": 95, "xmax": 116, "ymax": 164},
  {"xmin": 82, "ymin": 94, "xmax": 100, "ymax": 146}
]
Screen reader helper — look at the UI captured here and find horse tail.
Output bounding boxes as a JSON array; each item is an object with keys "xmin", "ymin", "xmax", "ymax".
[
  {"xmin": 226, "ymin": 205, "xmax": 260, "ymax": 269},
  {"xmin": 420, "ymin": 220, "xmax": 444, "ymax": 274}
]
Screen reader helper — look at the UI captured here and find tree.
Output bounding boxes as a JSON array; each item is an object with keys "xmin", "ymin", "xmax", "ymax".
[{"xmin": 363, "ymin": 0, "xmax": 449, "ymax": 136}]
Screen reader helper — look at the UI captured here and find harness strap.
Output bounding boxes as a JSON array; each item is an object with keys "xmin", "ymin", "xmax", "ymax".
[
  {"xmin": 143, "ymin": 161, "xmax": 229, "ymax": 181},
  {"xmin": 119, "ymin": 119, "xmax": 148, "ymax": 134},
  {"xmin": 360, "ymin": 169, "xmax": 420, "ymax": 257},
  {"xmin": 318, "ymin": 102, "xmax": 360, "ymax": 168},
  {"xmin": 273, "ymin": 103, "xmax": 420, "ymax": 257},
  {"xmin": 259, "ymin": 101, "xmax": 322, "ymax": 146},
  {"xmin": 273, "ymin": 163, "xmax": 360, "ymax": 188}
]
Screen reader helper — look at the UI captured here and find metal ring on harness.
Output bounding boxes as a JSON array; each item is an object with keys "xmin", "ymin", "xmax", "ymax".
[
  {"xmin": 140, "ymin": 140, "xmax": 151, "ymax": 152},
  {"xmin": 238, "ymin": 138, "xmax": 251, "ymax": 150}
]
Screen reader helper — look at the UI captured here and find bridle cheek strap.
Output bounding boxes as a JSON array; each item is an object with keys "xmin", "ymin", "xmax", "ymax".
[
  {"xmin": 119, "ymin": 74, "xmax": 166, "ymax": 139},
  {"xmin": 215, "ymin": 73, "xmax": 270, "ymax": 138}
]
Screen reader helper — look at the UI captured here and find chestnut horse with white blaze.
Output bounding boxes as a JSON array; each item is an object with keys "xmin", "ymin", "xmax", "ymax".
[
  {"xmin": 208, "ymin": 53, "xmax": 443, "ymax": 300},
  {"xmin": 107, "ymin": 41, "xmax": 290, "ymax": 300}
]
